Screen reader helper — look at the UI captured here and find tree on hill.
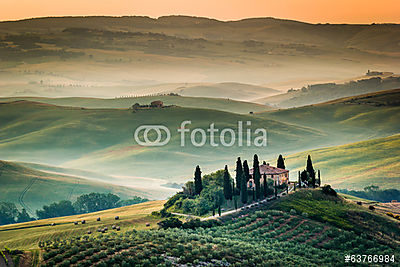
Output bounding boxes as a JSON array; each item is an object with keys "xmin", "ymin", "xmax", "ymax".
[
  {"xmin": 235, "ymin": 157, "xmax": 243, "ymax": 191},
  {"xmin": 183, "ymin": 181, "xmax": 194, "ymax": 196},
  {"xmin": 240, "ymin": 172, "xmax": 248, "ymax": 204},
  {"xmin": 37, "ymin": 200, "xmax": 76, "ymax": 219},
  {"xmin": 306, "ymin": 155, "xmax": 316, "ymax": 188},
  {"xmin": 277, "ymin": 154, "xmax": 286, "ymax": 169},
  {"xmin": 74, "ymin": 193, "xmax": 120, "ymax": 214},
  {"xmin": 298, "ymin": 171, "xmax": 301, "ymax": 188},
  {"xmin": 263, "ymin": 174, "xmax": 268, "ymax": 198},
  {"xmin": 223, "ymin": 165, "xmax": 232, "ymax": 201},
  {"xmin": 17, "ymin": 208, "xmax": 34, "ymax": 223},
  {"xmin": 243, "ymin": 160, "xmax": 250, "ymax": 182},
  {"xmin": 194, "ymin": 165, "xmax": 203, "ymax": 195},
  {"xmin": 0, "ymin": 202, "xmax": 18, "ymax": 225},
  {"xmin": 253, "ymin": 154, "xmax": 261, "ymax": 200},
  {"xmin": 300, "ymin": 170, "xmax": 309, "ymax": 187},
  {"xmin": 317, "ymin": 169, "xmax": 321, "ymax": 187}
]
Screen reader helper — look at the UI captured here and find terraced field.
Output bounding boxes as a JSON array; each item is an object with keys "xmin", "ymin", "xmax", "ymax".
[{"xmin": 38, "ymin": 209, "xmax": 399, "ymax": 267}]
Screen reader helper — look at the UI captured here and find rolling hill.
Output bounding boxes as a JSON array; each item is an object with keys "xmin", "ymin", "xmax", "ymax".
[
  {"xmin": 1, "ymin": 188, "xmax": 398, "ymax": 266},
  {"xmin": 0, "ymin": 160, "xmax": 169, "ymax": 214},
  {"xmin": 257, "ymin": 88, "xmax": 400, "ymax": 146},
  {"xmin": 255, "ymin": 76, "xmax": 400, "ymax": 108},
  {"xmin": 282, "ymin": 134, "xmax": 400, "ymax": 190},
  {"xmin": 0, "ymin": 16, "xmax": 399, "ymax": 98},
  {"xmin": 0, "ymin": 100, "xmax": 322, "ymax": 182},
  {"xmin": 0, "ymin": 94, "xmax": 273, "ymax": 114},
  {"xmin": 171, "ymin": 82, "xmax": 279, "ymax": 101}
]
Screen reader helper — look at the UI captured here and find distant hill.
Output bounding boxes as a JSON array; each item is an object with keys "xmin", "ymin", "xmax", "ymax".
[
  {"xmin": 1, "ymin": 16, "xmax": 399, "ymax": 52},
  {"xmin": 0, "ymin": 16, "xmax": 399, "ymax": 98},
  {"xmin": 256, "ymin": 76, "xmax": 400, "ymax": 108},
  {"xmin": 0, "ymin": 94, "xmax": 274, "ymax": 114},
  {"xmin": 0, "ymin": 160, "xmax": 154, "ymax": 215},
  {"xmin": 258, "ymin": 89, "xmax": 400, "ymax": 144},
  {"xmin": 283, "ymin": 134, "xmax": 400, "ymax": 190},
  {"xmin": 172, "ymin": 82, "xmax": 279, "ymax": 101}
]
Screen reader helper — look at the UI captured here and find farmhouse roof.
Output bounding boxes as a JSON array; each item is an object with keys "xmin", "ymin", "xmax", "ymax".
[{"xmin": 249, "ymin": 163, "xmax": 288, "ymax": 175}]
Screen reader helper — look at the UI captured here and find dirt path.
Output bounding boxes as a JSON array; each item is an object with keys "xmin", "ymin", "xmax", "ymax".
[{"xmin": 18, "ymin": 178, "xmax": 37, "ymax": 214}]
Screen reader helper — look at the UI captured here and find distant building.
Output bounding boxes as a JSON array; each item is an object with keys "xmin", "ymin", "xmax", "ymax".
[
  {"xmin": 150, "ymin": 100, "xmax": 164, "ymax": 108},
  {"xmin": 366, "ymin": 70, "xmax": 383, "ymax": 76},
  {"xmin": 248, "ymin": 163, "xmax": 289, "ymax": 188}
]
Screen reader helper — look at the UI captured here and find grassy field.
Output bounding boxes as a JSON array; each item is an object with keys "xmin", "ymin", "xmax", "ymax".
[
  {"xmin": 0, "ymin": 160, "xmax": 158, "ymax": 214},
  {"xmin": 0, "ymin": 200, "xmax": 165, "ymax": 250},
  {"xmin": 0, "ymin": 94, "xmax": 273, "ymax": 114},
  {"xmin": 259, "ymin": 89, "xmax": 400, "ymax": 146},
  {"xmin": 0, "ymin": 100, "xmax": 321, "ymax": 181},
  {"xmin": 282, "ymin": 134, "xmax": 400, "ymax": 190}
]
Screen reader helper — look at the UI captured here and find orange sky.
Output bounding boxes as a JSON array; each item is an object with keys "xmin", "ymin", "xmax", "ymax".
[{"xmin": 1, "ymin": 0, "xmax": 399, "ymax": 23}]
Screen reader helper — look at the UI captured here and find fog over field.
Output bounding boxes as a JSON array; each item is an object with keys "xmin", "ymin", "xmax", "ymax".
[{"xmin": 0, "ymin": 16, "xmax": 399, "ymax": 99}]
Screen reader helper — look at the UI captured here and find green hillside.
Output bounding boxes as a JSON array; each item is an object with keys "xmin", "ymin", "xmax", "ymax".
[
  {"xmin": 0, "ymin": 160, "xmax": 155, "ymax": 214},
  {"xmin": 0, "ymin": 101, "xmax": 322, "ymax": 181},
  {"xmin": 2, "ymin": 188, "xmax": 398, "ymax": 266},
  {"xmin": 172, "ymin": 82, "xmax": 279, "ymax": 101},
  {"xmin": 0, "ymin": 94, "xmax": 273, "ymax": 114},
  {"xmin": 0, "ymin": 200, "xmax": 165, "ymax": 250},
  {"xmin": 258, "ymin": 89, "xmax": 400, "ymax": 145},
  {"xmin": 283, "ymin": 134, "xmax": 400, "ymax": 190},
  {"xmin": 256, "ymin": 77, "xmax": 400, "ymax": 108}
]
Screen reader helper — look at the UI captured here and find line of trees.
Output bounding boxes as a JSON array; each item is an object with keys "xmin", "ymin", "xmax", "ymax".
[
  {"xmin": 36, "ymin": 193, "xmax": 148, "ymax": 220},
  {"xmin": 298, "ymin": 155, "xmax": 321, "ymax": 188},
  {"xmin": 0, "ymin": 202, "xmax": 34, "ymax": 225},
  {"xmin": 0, "ymin": 193, "xmax": 149, "ymax": 226},
  {"xmin": 163, "ymin": 154, "xmax": 287, "ymax": 216}
]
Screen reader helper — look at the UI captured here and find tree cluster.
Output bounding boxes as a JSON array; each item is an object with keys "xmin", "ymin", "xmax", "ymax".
[
  {"xmin": 0, "ymin": 202, "xmax": 34, "ymax": 225},
  {"xmin": 35, "ymin": 193, "xmax": 148, "ymax": 220}
]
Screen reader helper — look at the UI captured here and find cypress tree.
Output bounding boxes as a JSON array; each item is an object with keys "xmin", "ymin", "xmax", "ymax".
[
  {"xmin": 212, "ymin": 209, "xmax": 215, "ymax": 216},
  {"xmin": 223, "ymin": 165, "xmax": 232, "ymax": 200},
  {"xmin": 218, "ymin": 205, "xmax": 221, "ymax": 216},
  {"xmin": 194, "ymin": 165, "xmax": 203, "ymax": 195},
  {"xmin": 317, "ymin": 170, "xmax": 321, "ymax": 187},
  {"xmin": 301, "ymin": 170, "xmax": 309, "ymax": 187},
  {"xmin": 263, "ymin": 174, "xmax": 268, "ymax": 198},
  {"xmin": 253, "ymin": 154, "xmax": 261, "ymax": 200},
  {"xmin": 243, "ymin": 160, "xmax": 250, "ymax": 182},
  {"xmin": 298, "ymin": 171, "xmax": 301, "ymax": 188},
  {"xmin": 277, "ymin": 154, "xmax": 286, "ymax": 169},
  {"xmin": 235, "ymin": 157, "xmax": 243, "ymax": 191},
  {"xmin": 240, "ymin": 172, "xmax": 248, "ymax": 204},
  {"xmin": 252, "ymin": 187, "xmax": 255, "ymax": 202},
  {"xmin": 306, "ymin": 155, "xmax": 316, "ymax": 188}
]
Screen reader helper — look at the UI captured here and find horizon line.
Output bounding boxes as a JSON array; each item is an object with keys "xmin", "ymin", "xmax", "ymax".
[{"xmin": 1, "ymin": 14, "xmax": 399, "ymax": 25}]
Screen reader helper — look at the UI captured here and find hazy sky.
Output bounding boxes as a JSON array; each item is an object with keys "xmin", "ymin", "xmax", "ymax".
[{"xmin": 1, "ymin": 0, "xmax": 399, "ymax": 23}]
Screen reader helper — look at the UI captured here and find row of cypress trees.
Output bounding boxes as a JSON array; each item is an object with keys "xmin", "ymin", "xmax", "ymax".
[{"xmin": 297, "ymin": 155, "xmax": 321, "ymax": 188}]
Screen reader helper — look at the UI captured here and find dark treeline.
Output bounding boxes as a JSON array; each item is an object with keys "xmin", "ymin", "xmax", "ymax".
[
  {"xmin": 337, "ymin": 186, "xmax": 400, "ymax": 203},
  {"xmin": 0, "ymin": 193, "xmax": 148, "ymax": 226},
  {"xmin": 36, "ymin": 193, "xmax": 148, "ymax": 220}
]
